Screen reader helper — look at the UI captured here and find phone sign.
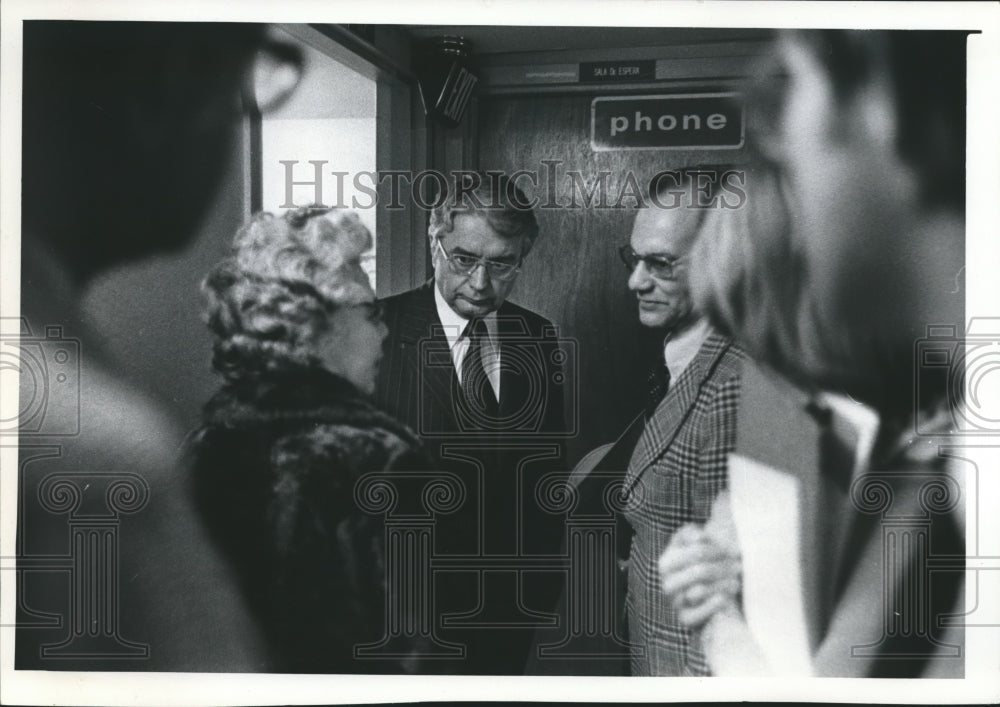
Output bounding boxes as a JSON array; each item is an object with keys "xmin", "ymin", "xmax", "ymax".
[{"xmin": 591, "ymin": 93, "xmax": 744, "ymax": 151}]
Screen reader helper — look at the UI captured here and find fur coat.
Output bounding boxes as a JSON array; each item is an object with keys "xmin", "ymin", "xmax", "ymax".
[{"xmin": 189, "ymin": 366, "xmax": 428, "ymax": 673}]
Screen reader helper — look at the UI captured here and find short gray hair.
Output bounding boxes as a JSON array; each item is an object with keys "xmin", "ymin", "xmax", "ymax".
[{"xmin": 427, "ymin": 173, "xmax": 540, "ymax": 256}]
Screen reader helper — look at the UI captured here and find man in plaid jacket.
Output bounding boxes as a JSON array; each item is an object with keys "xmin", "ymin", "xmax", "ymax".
[{"xmin": 616, "ymin": 171, "xmax": 744, "ymax": 676}]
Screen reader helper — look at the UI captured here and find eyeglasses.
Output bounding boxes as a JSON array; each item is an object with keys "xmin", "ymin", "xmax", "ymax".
[
  {"xmin": 618, "ymin": 244, "xmax": 683, "ymax": 280},
  {"xmin": 434, "ymin": 238, "xmax": 522, "ymax": 282}
]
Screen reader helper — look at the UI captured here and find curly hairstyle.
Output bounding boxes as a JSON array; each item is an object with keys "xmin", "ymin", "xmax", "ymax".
[{"xmin": 202, "ymin": 207, "xmax": 374, "ymax": 381}]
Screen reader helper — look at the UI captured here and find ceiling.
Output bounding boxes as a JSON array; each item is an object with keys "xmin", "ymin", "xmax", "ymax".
[{"xmin": 401, "ymin": 25, "xmax": 772, "ymax": 56}]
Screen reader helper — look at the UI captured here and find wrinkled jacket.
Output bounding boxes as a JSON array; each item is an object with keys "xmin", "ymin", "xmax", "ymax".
[{"xmin": 189, "ymin": 366, "xmax": 428, "ymax": 673}]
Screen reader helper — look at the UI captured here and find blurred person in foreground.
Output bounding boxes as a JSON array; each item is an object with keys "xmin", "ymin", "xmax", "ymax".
[
  {"xmin": 16, "ymin": 21, "xmax": 301, "ymax": 671},
  {"xmin": 190, "ymin": 208, "xmax": 428, "ymax": 673},
  {"xmin": 656, "ymin": 30, "xmax": 967, "ymax": 677}
]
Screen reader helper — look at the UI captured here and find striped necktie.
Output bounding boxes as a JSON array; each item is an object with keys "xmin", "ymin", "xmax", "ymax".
[{"xmin": 461, "ymin": 317, "xmax": 498, "ymax": 413}]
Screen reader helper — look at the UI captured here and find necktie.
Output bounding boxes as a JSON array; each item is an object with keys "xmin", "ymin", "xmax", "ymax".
[
  {"xmin": 804, "ymin": 400, "xmax": 858, "ymax": 494},
  {"xmin": 461, "ymin": 317, "xmax": 498, "ymax": 414},
  {"xmin": 804, "ymin": 398, "xmax": 859, "ymax": 620},
  {"xmin": 645, "ymin": 362, "xmax": 671, "ymax": 419}
]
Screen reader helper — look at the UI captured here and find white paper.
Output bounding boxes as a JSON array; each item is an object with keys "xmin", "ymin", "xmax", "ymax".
[{"xmin": 727, "ymin": 452, "xmax": 814, "ymax": 676}]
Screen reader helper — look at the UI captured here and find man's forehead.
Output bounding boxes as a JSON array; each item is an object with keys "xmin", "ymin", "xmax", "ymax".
[
  {"xmin": 631, "ymin": 206, "xmax": 703, "ymax": 253},
  {"xmin": 447, "ymin": 212, "xmax": 522, "ymax": 253}
]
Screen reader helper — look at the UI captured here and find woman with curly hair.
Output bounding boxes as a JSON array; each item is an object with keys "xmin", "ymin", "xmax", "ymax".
[{"xmin": 189, "ymin": 207, "xmax": 426, "ymax": 673}]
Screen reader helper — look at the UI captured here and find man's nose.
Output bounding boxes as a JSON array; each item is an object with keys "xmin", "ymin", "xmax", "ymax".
[
  {"xmin": 627, "ymin": 261, "xmax": 653, "ymax": 292},
  {"xmin": 468, "ymin": 263, "xmax": 490, "ymax": 290}
]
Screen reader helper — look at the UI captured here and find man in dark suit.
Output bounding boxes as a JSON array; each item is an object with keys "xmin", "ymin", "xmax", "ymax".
[{"xmin": 374, "ymin": 174, "xmax": 569, "ymax": 675}]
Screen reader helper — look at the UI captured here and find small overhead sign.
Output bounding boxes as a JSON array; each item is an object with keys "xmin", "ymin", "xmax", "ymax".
[
  {"xmin": 579, "ymin": 60, "xmax": 655, "ymax": 83},
  {"xmin": 591, "ymin": 93, "xmax": 744, "ymax": 151}
]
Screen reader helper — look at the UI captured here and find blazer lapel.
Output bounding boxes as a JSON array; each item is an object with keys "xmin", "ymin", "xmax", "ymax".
[{"xmin": 625, "ymin": 332, "xmax": 733, "ymax": 490}]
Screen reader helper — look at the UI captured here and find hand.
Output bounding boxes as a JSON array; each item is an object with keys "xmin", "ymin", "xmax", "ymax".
[{"xmin": 658, "ymin": 523, "xmax": 742, "ymax": 629}]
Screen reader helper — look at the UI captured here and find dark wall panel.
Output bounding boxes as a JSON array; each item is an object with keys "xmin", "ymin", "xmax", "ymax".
[{"xmin": 477, "ymin": 92, "xmax": 741, "ymax": 465}]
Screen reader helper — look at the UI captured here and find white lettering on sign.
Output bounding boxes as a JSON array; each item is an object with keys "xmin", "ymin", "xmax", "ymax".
[
  {"xmin": 591, "ymin": 93, "xmax": 743, "ymax": 151},
  {"xmin": 590, "ymin": 65, "xmax": 644, "ymax": 79},
  {"xmin": 609, "ymin": 110, "xmax": 729, "ymax": 136},
  {"xmin": 706, "ymin": 113, "xmax": 727, "ymax": 129}
]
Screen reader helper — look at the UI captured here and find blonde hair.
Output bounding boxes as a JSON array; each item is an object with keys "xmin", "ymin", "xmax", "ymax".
[
  {"xmin": 690, "ymin": 164, "xmax": 905, "ymax": 408},
  {"xmin": 689, "ymin": 166, "xmax": 823, "ymax": 384},
  {"xmin": 203, "ymin": 207, "xmax": 373, "ymax": 380}
]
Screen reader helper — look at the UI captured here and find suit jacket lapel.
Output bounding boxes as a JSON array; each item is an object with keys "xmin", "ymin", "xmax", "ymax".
[{"xmin": 625, "ymin": 332, "xmax": 732, "ymax": 490}]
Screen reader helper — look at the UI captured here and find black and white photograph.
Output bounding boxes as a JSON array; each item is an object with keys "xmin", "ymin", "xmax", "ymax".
[{"xmin": 2, "ymin": 0, "xmax": 998, "ymax": 704}]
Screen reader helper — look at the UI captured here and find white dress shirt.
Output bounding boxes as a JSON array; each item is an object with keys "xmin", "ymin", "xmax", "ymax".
[
  {"xmin": 663, "ymin": 317, "xmax": 712, "ymax": 380},
  {"xmin": 433, "ymin": 282, "xmax": 501, "ymax": 399}
]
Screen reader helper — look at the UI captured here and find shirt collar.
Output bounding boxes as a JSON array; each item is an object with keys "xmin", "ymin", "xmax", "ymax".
[
  {"xmin": 812, "ymin": 390, "xmax": 882, "ymax": 479},
  {"xmin": 662, "ymin": 317, "xmax": 712, "ymax": 378},
  {"xmin": 807, "ymin": 391, "xmax": 958, "ymax": 476},
  {"xmin": 433, "ymin": 279, "xmax": 498, "ymax": 350}
]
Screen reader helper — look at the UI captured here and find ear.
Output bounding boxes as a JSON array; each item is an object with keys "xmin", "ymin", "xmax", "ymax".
[
  {"xmin": 428, "ymin": 235, "xmax": 442, "ymax": 267},
  {"xmin": 850, "ymin": 79, "xmax": 899, "ymax": 151}
]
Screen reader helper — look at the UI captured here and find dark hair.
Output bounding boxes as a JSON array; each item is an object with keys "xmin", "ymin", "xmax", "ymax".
[
  {"xmin": 797, "ymin": 29, "xmax": 967, "ymax": 211},
  {"xmin": 22, "ymin": 21, "xmax": 267, "ymax": 280},
  {"xmin": 428, "ymin": 173, "xmax": 540, "ymax": 255}
]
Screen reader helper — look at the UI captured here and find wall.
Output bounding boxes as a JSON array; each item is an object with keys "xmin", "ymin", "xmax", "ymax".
[{"xmin": 477, "ymin": 91, "xmax": 748, "ymax": 465}]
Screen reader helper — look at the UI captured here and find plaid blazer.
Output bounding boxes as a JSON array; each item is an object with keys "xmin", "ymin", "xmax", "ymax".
[{"xmin": 622, "ymin": 330, "xmax": 743, "ymax": 676}]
